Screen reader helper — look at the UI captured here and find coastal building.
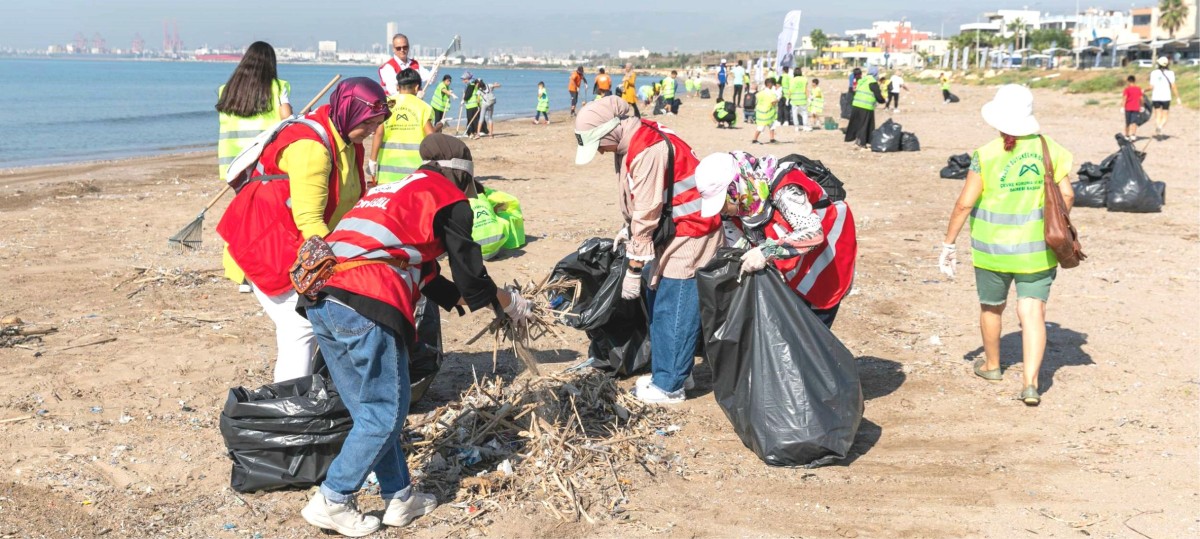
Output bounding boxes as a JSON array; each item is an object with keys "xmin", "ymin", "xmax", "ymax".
[
  {"xmin": 618, "ymin": 48, "xmax": 650, "ymax": 59},
  {"xmin": 318, "ymin": 40, "xmax": 337, "ymax": 61}
]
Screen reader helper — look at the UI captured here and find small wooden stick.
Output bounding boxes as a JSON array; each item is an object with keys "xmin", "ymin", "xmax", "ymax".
[{"xmin": 57, "ymin": 337, "xmax": 117, "ymax": 352}]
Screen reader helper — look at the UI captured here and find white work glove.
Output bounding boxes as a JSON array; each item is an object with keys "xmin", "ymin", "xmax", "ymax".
[
  {"xmin": 938, "ymin": 243, "xmax": 958, "ymax": 279},
  {"xmin": 502, "ymin": 287, "xmax": 532, "ymax": 324},
  {"xmin": 739, "ymin": 247, "xmax": 769, "ymax": 275},
  {"xmin": 620, "ymin": 268, "xmax": 643, "ymax": 300},
  {"xmin": 612, "ymin": 227, "xmax": 630, "ymax": 252},
  {"xmin": 366, "ymin": 159, "xmax": 379, "ymax": 177}
]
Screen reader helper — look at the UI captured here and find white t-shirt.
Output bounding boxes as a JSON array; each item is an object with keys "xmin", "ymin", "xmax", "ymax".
[
  {"xmin": 889, "ymin": 75, "xmax": 904, "ymax": 92},
  {"xmin": 1149, "ymin": 68, "xmax": 1176, "ymax": 102},
  {"xmin": 377, "ymin": 56, "xmax": 431, "ymax": 96},
  {"xmin": 732, "ymin": 66, "xmax": 746, "ymax": 84}
]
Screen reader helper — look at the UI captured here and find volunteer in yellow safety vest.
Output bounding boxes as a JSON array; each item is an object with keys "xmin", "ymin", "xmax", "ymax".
[
  {"xmin": 429, "ymin": 74, "xmax": 456, "ymax": 127},
  {"xmin": 370, "ymin": 68, "xmax": 436, "ymax": 186},
  {"xmin": 807, "ymin": 78, "xmax": 824, "ymax": 127},
  {"xmin": 844, "ymin": 65, "xmax": 885, "ymax": 148},
  {"xmin": 751, "ymin": 77, "xmax": 779, "ymax": 144},
  {"xmin": 939, "ymin": 85, "xmax": 1075, "ymax": 407},
  {"xmin": 215, "ymin": 41, "xmax": 293, "ymax": 288},
  {"xmin": 662, "ymin": 70, "xmax": 680, "ymax": 115},
  {"xmin": 787, "ymin": 67, "xmax": 808, "ymax": 130},
  {"xmin": 778, "ymin": 68, "xmax": 793, "ymax": 125}
]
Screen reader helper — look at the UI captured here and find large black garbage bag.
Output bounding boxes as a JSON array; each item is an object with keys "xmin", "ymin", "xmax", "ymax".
[
  {"xmin": 1076, "ymin": 162, "xmax": 1104, "ymax": 181},
  {"xmin": 221, "ymin": 374, "xmax": 352, "ymax": 493},
  {"xmin": 696, "ymin": 249, "xmax": 863, "ymax": 467},
  {"xmin": 1105, "ymin": 135, "xmax": 1163, "ymax": 213},
  {"xmin": 549, "ymin": 238, "xmax": 651, "ymax": 377},
  {"xmin": 939, "ymin": 153, "xmax": 971, "ymax": 180},
  {"xmin": 900, "ymin": 132, "xmax": 921, "ymax": 152},
  {"xmin": 1136, "ymin": 95, "xmax": 1152, "ymax": 126},
  {"xmin": 699, "ymin": 88, "xmax": 711, "ymax": 99},
  {"xmin": 839, "ymin": 92, "xmax": 853, "ymax": 120},
  {"xmin": 947, "ymin": 92, "xmax": 960, "ymax": 103},
  {"xmin": 870, "ymin": 119, "xmax": 902, "ymax": 153},
  {"xmin": 1072, "ymin": 177, "xmax": 1108, "ymax": 208}
]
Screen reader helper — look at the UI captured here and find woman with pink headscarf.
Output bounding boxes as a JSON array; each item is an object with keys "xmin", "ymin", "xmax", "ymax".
[{"xmin": 218, "ymin": 77, "xmax": 390, "ymax": 384}]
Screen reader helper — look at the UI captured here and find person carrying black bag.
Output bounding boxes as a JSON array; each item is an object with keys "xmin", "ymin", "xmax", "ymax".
[{"xmin": 573, "ymin": 97, "xmax": 723, "ymax": 404}]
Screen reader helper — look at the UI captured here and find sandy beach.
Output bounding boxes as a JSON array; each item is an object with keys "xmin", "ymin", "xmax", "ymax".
[{"xmin": 1, "ymin": 78, "xmax": 1197, "ymax": 538}]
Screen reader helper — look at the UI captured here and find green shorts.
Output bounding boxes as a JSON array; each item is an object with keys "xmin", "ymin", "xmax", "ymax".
[{"xmin": 973, "ymin": 267, "xmax": 1057, "ymax": 305}]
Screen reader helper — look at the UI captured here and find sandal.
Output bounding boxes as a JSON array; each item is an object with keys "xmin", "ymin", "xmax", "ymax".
[
  {"xmin": 1020, "ymin": 385, "xmax": 1040, "ymax": 406},
  {"xmin": 972, "ymin": 359, "xmax": 1002, "ymax": 381}
]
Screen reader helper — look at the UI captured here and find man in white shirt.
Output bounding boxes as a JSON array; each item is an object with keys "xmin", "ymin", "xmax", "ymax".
[
  {"xmin": 1148, "ymin": 56, "xmax": 1182, "ymax": 138},
  {"xmin": 886, "ymin": 72, "xmax": 907, "ymax": 112},
  {"xmin": 378, "ymin": 34, "xmax": 431, "ymax": 97},
  {"xmin": 732, "ymin": 60, "xmax": 747, "ymax": 109}
]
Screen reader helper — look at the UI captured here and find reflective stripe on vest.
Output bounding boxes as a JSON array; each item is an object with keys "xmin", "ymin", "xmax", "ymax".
[
  {"xmin": 470, "ymin": 196, "xmax": 506, "ymax": 259},
  {"xmin": 217, "ymin": 79, "xmax": 286, "ymax": 181},
  {"xmin": 661, "ymin": 78, "xmax": 676, "ymax": 99},
  {"xmin": 789, "ymin": 203, "xmax": 848, "ymax": 294},
  {"xmin": 969, "ymin": 137, "xmax": 1059, "ymax": 273},
  {"xmin": 328, "ymin": 217, "xmax": 426, "ymax": 265},
  {"xmin": 852, "ymin": 75, "xmax": 878, "ymax": 111}
]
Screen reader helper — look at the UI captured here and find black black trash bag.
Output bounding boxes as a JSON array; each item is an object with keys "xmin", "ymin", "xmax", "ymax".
[
  {"xmin": 220, "ymin": 374, "xmax": 352, "ymax": 493},
  {"xmin": 696, "ymin": 249, "xmax": 863, "ymax": 467},
  {"xmin": 939, "ymin": 166, "xmax": 966, "ymax": 180},
  {"xmin": 1136, "ymin": 95, "xmax": 1152, "ymax": 126},
  {"xmin": 1072, "ymin": 177, "xmax": 1108, "ymax": 208},
  {"xmin": 777, "ymin": 154, "xmax": 846, "ymax": 201},
  {"xmin": 1105, "ymin": 135, "xmax": 1163, "ymax": 213},
  {"xmin": 839, "ymin": 92, "xmax": 853, "ymax": 120},
  {"xmin": 900, "ymin": 131, "xmax": 921, "ymax": 152},
  {"xmin": 1153, "ymin": 181, "xmax": 1166, "ymax": 205},
  {"xmin": 947, "ymin": 92, "xmax": 961, "ymax": 103},
  {"xmin": 409, "ymin": 296, "xmax": 442, "ymax": 403},
  {"xmin": 949, "ymin": 153, "xmax": 972, "ymax": 168},
  {"xmin": 699, "ymin": 88, "xmax": 711, "ymax": 99},
  {"xmin": 870, "ymin": 119, "xmax": 902, "ymax": 153},
  {"xmin": 1076, "ymin": 162, "xmax": 1104, "ymax": 181},
  {"xmin": 548, "ymin": 238, "xmax": 651, "ymax": 377},
  {"xmin": 653, "ymin": 96, "xmax": 666, "ymax": 115}
]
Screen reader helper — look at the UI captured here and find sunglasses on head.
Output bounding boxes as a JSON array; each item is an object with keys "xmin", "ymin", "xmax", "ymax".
[{"xmin": 353, "ymin": 96, "xmax": 389, "ymax": 114}]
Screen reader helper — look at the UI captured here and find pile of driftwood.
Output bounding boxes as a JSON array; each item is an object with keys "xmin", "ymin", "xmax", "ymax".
[
  {"xmin": 466, "ymin": 276, "xmax": 581, "ymax": 376},
  {"xmin": 405, "ymin": 371, "xmax": 685, "ymax": 529}
]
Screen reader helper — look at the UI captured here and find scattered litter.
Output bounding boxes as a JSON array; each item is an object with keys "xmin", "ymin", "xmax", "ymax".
[
  {"xmin": 929, "ymin": 335, "xmax": 943, "ymax": 346},
  {"xmin": 90, "ymin": 406, "xmax": 103, "ymax": 414},
  {"xmin": 222, "ymin": 523, "xmax": 237, "ymax": 531}
]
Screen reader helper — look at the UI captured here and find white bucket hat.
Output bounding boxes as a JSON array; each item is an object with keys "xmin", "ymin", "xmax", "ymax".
[
  {"xmin": 981, "ymin": 84, "xmax": 1040, "ymax": 137},
  {"xmin": 696, "ymin": 153, "xmax": 739, "ymax": 218},
  {"xmin": 1156, "ymin": 56, "xmax": 1169, "ymax": 66}
]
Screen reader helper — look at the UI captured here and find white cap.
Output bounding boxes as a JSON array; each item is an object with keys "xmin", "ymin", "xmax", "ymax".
[
  {"xmin": 721, "ymin": 59, "xmax": 727, "ymax": 64},
  {"xmin": 981, "ymin": 84, "xmax": 1039, "ymax": 137},
  {"xmin": 696, "ymin": 153, "xmax": 739, "ymax": 218},
  {"xmin": 1157, "ymin": 56, "xmax": 1169, "ymax": 66},
  {"xmin": 573, "ymin": 117, "xmax": 620, "ymax": 165}
]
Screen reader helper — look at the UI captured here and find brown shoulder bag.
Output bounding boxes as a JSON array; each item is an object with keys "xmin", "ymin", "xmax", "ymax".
[
  {"xmin": 1039, "ymin": 136, "xmax": 1086, "ymax": 269},
  {"xmin": 290, "ymin": 236, "xmax": 409, "ymax": 300}
]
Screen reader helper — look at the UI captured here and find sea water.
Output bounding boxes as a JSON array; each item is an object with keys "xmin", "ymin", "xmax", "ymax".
[{"xmin": 0, "ymin": 57, "xmax": 594, "ymax": 168}]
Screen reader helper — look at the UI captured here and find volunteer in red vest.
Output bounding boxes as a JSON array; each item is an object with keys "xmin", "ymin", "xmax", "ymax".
[
  {"xmin": 217, "ymin": 77, "xmax": 388, "ymax": 383},
  {"xmin": 695, "ymin": 151, "xmax": 858, "ymax": 328},
  {"xmin": 378, "ymin": 34, "xmax": 429, "ymax": 97},
  {"xmin": 573, "ymin": 96, "xmax": 723, "ymax": 404},
  {"xmin": 296, "ymin": 133, "xmax": 532, "ymax": 536}
]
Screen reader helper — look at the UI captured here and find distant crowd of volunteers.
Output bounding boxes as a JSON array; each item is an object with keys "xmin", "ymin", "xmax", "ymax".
[{"xmin": 214, "ymin": 36, "xmax": 1078, "ymax": 536}]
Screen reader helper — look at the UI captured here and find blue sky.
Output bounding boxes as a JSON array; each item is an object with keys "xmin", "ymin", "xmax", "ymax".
[{"xmin": 0, "ymin": 0, "xmax": 1117, "ymax": 53}]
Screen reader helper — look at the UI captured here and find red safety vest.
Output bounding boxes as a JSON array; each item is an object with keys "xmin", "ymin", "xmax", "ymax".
[
  {"xmin": 216, "ymin": 105, "xmax": 364, "ymax": 296},
  {"xmin": 321, "ymin": 170, "xmax": 467, "ymax": 328},
  {"xmin": 379, "ymin": 57, "xmax": 421, "ymax": 93},
  {"xmin": 761, "ymin": 169, "xmax": 857, "ymax": 309},
  {"xmin": 623, "ymin": 120, "xmax": 720, "ymax": 238}
]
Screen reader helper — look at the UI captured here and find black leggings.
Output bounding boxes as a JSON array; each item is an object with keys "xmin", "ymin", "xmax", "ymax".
[
  {"xmin": 942, "ymin": 89, "xmax": 951, "ymax": 101},
  {"xmin": 886, "ymin": 93, "xmax": 899, "ymax": 108},
  {"xmin": 732, "ymin": 84, "xmax": 744, "ymax": 108}
]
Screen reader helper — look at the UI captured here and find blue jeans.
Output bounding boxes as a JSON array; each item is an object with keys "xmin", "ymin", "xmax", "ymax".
[
  {"xmin": 647, "ymin": 277, "xmax": 702, "ymax": 393},
  {"xmin": 307, "ymin": 300, "xmax": 413, "ymax": 503}
]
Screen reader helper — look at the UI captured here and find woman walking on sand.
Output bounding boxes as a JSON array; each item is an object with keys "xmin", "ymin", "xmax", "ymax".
[
  {"xmin": 217, "ymin": 78, "xmax": 389, "ymax": 383},
  {"xmin": 938, "ymin": 85, "xmax": 1075, "ymax": 406},
  {"xmin": 215, "ymin": 41, "xmax": 293, "ymax": 291}
]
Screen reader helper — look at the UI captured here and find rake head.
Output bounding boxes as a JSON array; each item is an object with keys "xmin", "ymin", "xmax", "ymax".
[{"xmin": 168, "ymin": 213, "xmax": 205, "ymax": 252}]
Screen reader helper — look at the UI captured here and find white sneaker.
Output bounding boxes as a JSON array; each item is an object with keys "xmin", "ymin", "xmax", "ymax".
[
  {"xmin": 636, "ymin": 374, "xmax": 694, "ymax": 391},
  {"xmin": 301, "ymin": 492, "xmax": 381, "ymax": 537},
  {"xmin": 634, "ymin": 383, "xmax": 685, "ymax": 404},
  {"xmin": 382, "ymin": 491, "xmax": 437, "ymax": 527},
  {"xmin": 237, "ymin": 283, "xmax": 252, "ymax": 293}
]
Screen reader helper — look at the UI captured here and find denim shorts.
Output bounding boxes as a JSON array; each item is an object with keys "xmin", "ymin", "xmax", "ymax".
[{"xmin": 974, "ymin": 267, "xmax": 1056, "ymax": 305}]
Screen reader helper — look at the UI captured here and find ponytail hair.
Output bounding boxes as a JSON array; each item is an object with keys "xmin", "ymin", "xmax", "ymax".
[{"xmin": 1002, "ymin": 133, "xmax": 1018, "ymax": 152}]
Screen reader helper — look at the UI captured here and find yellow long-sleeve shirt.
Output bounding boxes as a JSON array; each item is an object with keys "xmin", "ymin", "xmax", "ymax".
[{"xmin": 222, "ymin": 118, "xmax": 363, "ymax": 283}]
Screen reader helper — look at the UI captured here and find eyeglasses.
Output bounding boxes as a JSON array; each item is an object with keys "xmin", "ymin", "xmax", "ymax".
[
  {"xmin": 394, "ymin": 45, "xmax": 409, "ymax": 51},
  {"xmin": 353, "ymin": 96, "xmax": 389, "ymax": 114}
]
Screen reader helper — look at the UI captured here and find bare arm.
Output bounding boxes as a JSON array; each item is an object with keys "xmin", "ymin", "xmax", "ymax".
[
  {"xmin": 279, "ymin": 103, "xmax": 294, "ymax": 119},
  {"xmin": 943, "ymin": 169, "xmax": 984, "ymax": 245},
  {"xmin": 422, "ymin": 120, "xmax": 436, "ymax": 136},
  {"xmin": 1058, "ymin": 173, "xmax": 1074, "ymax": 213}
]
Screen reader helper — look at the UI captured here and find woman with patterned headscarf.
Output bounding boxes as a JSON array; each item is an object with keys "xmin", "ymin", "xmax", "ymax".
[
  {"xmin": 694, "ymin": 151, "xmax": 858, "ymax": 328},
  {"xmin": 218, "ymin": 77, "xmax": 390, "ymax": 383}
]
